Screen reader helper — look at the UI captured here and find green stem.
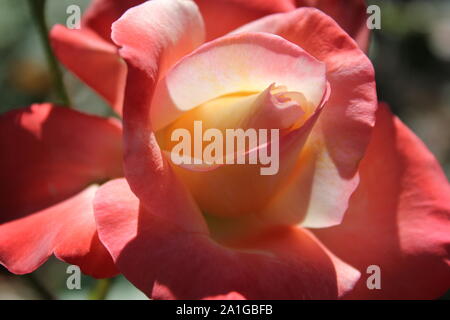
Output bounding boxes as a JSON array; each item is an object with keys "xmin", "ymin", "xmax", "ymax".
[
  {"xmin": 89, "ymin": 278, "xmax": 114, "ymax": 300},
  {"xmin": 28, "ymin": 0, "xmax": 71, "ymax": 106}
]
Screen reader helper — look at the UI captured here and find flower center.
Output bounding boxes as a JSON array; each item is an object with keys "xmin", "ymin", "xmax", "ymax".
[{"xmin": 154, "ymin": 83, "xmax": 318, "ymax": 218}]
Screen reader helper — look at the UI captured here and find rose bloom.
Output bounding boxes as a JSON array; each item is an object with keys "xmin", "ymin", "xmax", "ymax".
[{"xmin": 1, "ymin": 0, "xmax": 449, "ymax": 300}]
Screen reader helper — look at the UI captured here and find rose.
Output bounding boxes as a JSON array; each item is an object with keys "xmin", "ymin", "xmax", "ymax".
[
  {"xmin": 0, "ymin": 104, "xmax": 121, "ymax": 278},
  {"xmin": 89, "ymin": 0, "xmax": 449, "ymax": 300},
  {"xmin": 0, "ymin": 0, "xmax": 369, "ymax": 285},
  {"xmin": 1, "ymin": 0, "xmax": 448, "ymax": 300}
]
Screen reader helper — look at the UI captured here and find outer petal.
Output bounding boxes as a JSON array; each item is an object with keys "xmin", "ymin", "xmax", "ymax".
[
  {"xmin": 234, "ymin": 8, "xmax": 377, "ymax": 228},
  {"xmin": 113, "ymin": 0, "xmax": 205, "ymax": 81},
  {"xmin": 0, "ymin": 103, "xmax": 122, "ymax": 277},
  {"xmin": 0, "ymin": 103, "xmax": 123, "ymax": 222},
  {"xmin": 50, "ymin": 25, "xmax": 126, "ymax": 115},
  {"xmin": 82, "ymin": 0, "xmax": 147, "ymax": 43},
  {"xmin": 313, "ymin": 104, "xmax": 450, "ymax": 299},
  {"xmin": 111, "ymin": 0, "xmax": 205, "ymax": 206},
  {"xmin": 296, "ymin": 0, "xmax": 370, "ymax": 52},
  {"xmin": 95, "ymin": 178, "xmax": 360, "ymax": 299},
  {"xmin": 204, "ymin": 292, "xmax": 246, "ymax": 300},
  {"xmin": 194, "ymin": 0, "xmax": 295, "ymax": 41},
  {"xmin": 0, "ymin": 186, "xmax": 117, "ymax": 278}
]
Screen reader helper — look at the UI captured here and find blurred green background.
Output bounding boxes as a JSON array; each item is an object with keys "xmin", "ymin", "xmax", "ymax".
[{"xmin": 0, "ymin": 0, "xmax": 449, "ymax": 299}]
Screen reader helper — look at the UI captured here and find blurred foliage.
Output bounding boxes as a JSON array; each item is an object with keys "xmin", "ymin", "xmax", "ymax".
[
  {"xmin": 0, "ymin": 0, "xmax": 111, "ymax": 116},
  {"xmin": 1, "ymin": 259, "xmax": 147, "ymax": 300},
  {"xmin": 0, "ymin": 0, "xmax": 449, "ymax": 299},
  {"xmin": 368, "ymin": 0, "xmax": 450, "ymax": 176}
]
